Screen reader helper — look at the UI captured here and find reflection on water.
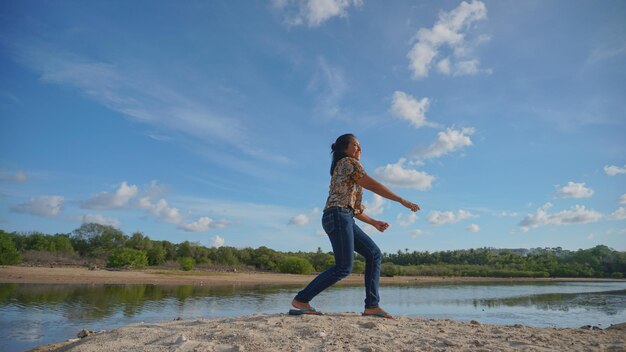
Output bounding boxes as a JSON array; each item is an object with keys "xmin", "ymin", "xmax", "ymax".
[
  {"xmin": 1, "ymin": 281, "xmax": 625, "ymax": 352},
  {"xmin": 0, "ymin": 283, "xmax": 300, "ymax": 352},
  {"xmin": 0, "ymin": 283, "xmax": 293, "ymax": 321},
  {"xmin": 475, "ymin": 289, "xmax": 626, "ymax": 315}
]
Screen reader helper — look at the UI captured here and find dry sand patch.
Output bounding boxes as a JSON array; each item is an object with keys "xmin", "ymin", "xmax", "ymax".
[{"xmin": 30, "ymin": 313, "xmax": 625, "ymax": 352}]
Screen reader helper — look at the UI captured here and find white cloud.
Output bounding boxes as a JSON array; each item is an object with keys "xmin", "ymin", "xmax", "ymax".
[
  {"xmin": 289, "ymin": 213, "xmax": 310, "ymax": 226},
  {"xmin": 9, "ymin": 46, "xmax": 284, "ymax": 164},
  {"xmin": 397, "ymin": 212, "xmax": 418, "ymax": 227},
  {"xmin": 555, "ymin": 182, "xmax": 594, "ymax": 198},
  {"xmin": 412, "ymin": 127, "xmax": 475, "ymax": 161},
  {"xmin": 589, "ymin": 43, "xmax": 626, "ymax": 63},
  {"xmin": 81, "ymin": 214, "xmax": 120, "ymax": 227},
  {"xmin": 436, "ymin": 58, "xmax": 451, "ymax": 75},
  {"xmin": 138, "ymin": 197, "xmax": 183, "ymax": 224},
  {"xmin": 212, "ymin": 235, "xmax": 225, "ymax": 248},
  {"xmin": 82, "ymin": 181, "xmax": 138, "ymax": 210},
  {"xmin": 610, "ymin": 207, "xmax": 626, "ymax": 221},
  {"xmin": 364, "ymin": 194, "xmax": 385, "ymax": 216},
  {"xmin": 619, "ymin": 194, "xmax": 626, "ymax": 205},
  {"xmin": 80, "ymin": 180, "xmax": 227, "ymax": 231},
  {"xmin": 410, "ymin": 229, "xmax": 424, "ymax": 238},
  {"xmin": 179, "ymin": 216, "xmax": 228, "ymax": 232},
  {"xmin": 11, "ymin": 195, "xmax": 64, "ymax": 217},
  {"xmin": 519, "ymin": 203, "xmax": 602, "ymax": 232},
  {"xmin": 607, "ymin": 228, "xmax": 626, "ymax": 236},
  {"xmin": 427, "ymin": 209, "xmax": 476, "ymax": 225},
  {"xmin": 145, "ymin": 131, "xmax": 172, "ymax": 142},
  {"xmin": 14, "ymin": 171, "xmax": 27, "ymax": 182},
  {"xmin": 407, "ymin": 42, "xmax": 438, "ymax": 78},
  {"xmin": 390, "ymin": 91, "xmax": 435, "ymax": 129},
  {"xmin": 289, "ymin": 208, "xmax": 320, "ymax": 226},
  {"xmin": 467, "ymin": 223, "xmax": 480, "ymax": 233},
  {"xmin": 498, "ymin": 211, "xmax": 519, "ymax": 217},
  {"xmin": 145, "ymin": 180, "xmax": 167, "ymax": 198},
  {"xmin": 605, "ymin": 165, "xmax": 626, "ymax": 176},
  {"xmin": 361, "ymin": 223, "xmax": 378, "ymax": 234},
  {"xmin": 308, "ymin": 57, "xmax": 347, "ymax": 119},
  {"xmin": 407, "ymin": 0, "xmax": 488, "ymax": 79},
  {"xmin": 177, "ymin": 195, "xmax": 307, "ymax": 231},
  {"xmin": 41, "ymin": 61, "xmax": 245, "ymax": 142},
  {"xmin": 374, "ymin": 158, "xmax": 435, "ymax": 190},
  {"xmin": 274, "ymin": 0, "xmax": 363, "ymax": 27},
  {"xmin": 181, "ymin": 217, "xmax": 212, "ymax": 232},
  {"xmin": 454, "ymin": 59, "xmax": 481, "ymax": 75},
  {"xmin": 0, "ymin": 169, "xmax": 27, "ymax": 182}
]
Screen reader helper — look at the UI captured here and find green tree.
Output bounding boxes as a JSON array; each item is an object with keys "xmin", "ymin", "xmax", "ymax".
[
  {"xmin": 52, "ymin": 234, "xmax": 74, "ymax": 254},
  {"xmin": 178, "ymin": 257, "xmax": 195, "ymax": 271},
  {"xmin": 352, "ymin": 260, "xmax": 365, "ymax": 274},
  {"xmin": 147, "ymin": 245, "xmax": 167, "ymax": 266},
  {"xmin": 310, "ymin": 247, "xmax": 333, "ymax": 272},
  {"xmin": 277, "ymin": 256, "xmax": 314, "ymax": 274},
  {"xmin": 177, "ymin": 241, "xmax": 195, "ymax": 259},
  {"xmin": 237, "ymin": 247, "xmax": 253, "ymax": 264},
  {"xmin": 160, "ymin": 240, "xmax": 177, "ymax": 261},
  {"xmin": 71, "ymin": 223, "xmax": 127, "ymax": 257},
  {"xmin": 27, "ymin": 233, "xmax": 51, "ymax": 251},
  {"xmin": 215, "ymin": 247, "xmax": 239, "ymax": 266},
  {"xmin": 381, "ymin": 262, "xmax": 401, "ymax": 277},
  {"xmin": 250, "ymin": 246, "xmax": 284, "ymax": 271},
  {"xmin": 0, "ymin": 232, "xmax": 21, "ymax": 265},
  {"xmin": 126, "ymin": 232, "xmax": 153, "ymax": 251},
  {"xmin": 107, "ymin": 248, "xmax": 148, "ymax": 269}
]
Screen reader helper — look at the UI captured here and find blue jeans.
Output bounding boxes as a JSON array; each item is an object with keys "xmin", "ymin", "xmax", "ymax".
[{"xmin": 294, "ymin": 206, "xmax": 382, "ymax": 308}]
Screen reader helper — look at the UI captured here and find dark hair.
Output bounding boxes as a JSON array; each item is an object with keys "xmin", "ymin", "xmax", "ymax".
[{"xmin": 330, "ymin": 133, "xmax": 356, "ymax": 175}]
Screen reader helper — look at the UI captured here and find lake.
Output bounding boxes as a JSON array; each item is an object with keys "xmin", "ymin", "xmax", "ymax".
[{"xmin": 1, "ymin": 281, "xmax": 625, "ymax": 352}]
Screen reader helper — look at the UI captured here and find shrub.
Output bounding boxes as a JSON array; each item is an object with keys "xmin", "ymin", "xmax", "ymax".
[
  {"xmin": 0, "ymin": 233, "xmax": 21, "ymax": 265},
  {"xmin": 277, "ymin": 256, "xmax": 314, "ymax": 274},
  {"xmin": 195, "ymin": 257, "xmax": 212, "ymax": 265},
  {"xmin": 107, "ymin": 248, "xmax": 148, "ymax": 269},
  {"xmin": 178, "ymin": 257, "xmax": 195, "ymax": 271},
  {"xmin": 352, "ymin": 260, "xmax": 365, "ymax": 274},
  {"xmin": 146, "ymin": 246, "xmax": 167, "ymax": 266},
  {"xmin": 381, "ymin": 262, "xmax": 400, "ymax": 277},
  {"xmin": 611, "ymin": 272, "xmax": 623, "ymax": 279}
]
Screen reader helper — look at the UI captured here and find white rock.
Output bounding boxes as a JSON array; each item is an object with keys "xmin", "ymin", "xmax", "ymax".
[{"xmin": 175, "ymin": 334, "xmax": 189, "ymax": 344}]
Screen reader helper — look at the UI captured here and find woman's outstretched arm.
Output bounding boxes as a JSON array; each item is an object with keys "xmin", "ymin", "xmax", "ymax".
[
  {"xmin": 357, "ymin": 174, "xmax": 420, "ymax": 212},
  {"xmin": 355, "ymin": 212, "xmax": 389, "ymax": 232}
]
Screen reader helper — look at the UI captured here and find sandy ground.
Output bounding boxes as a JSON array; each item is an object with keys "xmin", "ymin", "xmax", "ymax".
[
  {"xmin": 2, "ymin": 265, "xmax": 623, "ymax": 286},
  {"xmin": 28, "ymin": 313, "xmax": 626, "ymax": 352}
]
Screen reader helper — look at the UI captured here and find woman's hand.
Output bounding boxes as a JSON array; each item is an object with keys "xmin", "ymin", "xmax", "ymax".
[
  {"xmin": 401, "ymin": 199, "xmax": 420, "ymax": 212},
  {"xmin": 357, "ymin": 175, "xmax": 422, "ymax": 213},
  {"xmin": 373, "ymin": 220, "xmax": 390, "ymax": 232}
]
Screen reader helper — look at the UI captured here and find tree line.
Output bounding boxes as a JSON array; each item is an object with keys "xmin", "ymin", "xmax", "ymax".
[{"xmin": 0, "ymin": 223, "xmax": 624, "ymax": 278}]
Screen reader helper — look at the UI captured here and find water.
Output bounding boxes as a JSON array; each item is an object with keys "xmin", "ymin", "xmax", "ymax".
[{"xmin": 1, "ymin": 281, "xmax": 625, "ymax": 352}]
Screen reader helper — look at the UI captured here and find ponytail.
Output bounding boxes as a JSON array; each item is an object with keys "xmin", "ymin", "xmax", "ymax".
[{"xmin": 329, "ymin": 133, "xmax": 356, "ymax": 175}]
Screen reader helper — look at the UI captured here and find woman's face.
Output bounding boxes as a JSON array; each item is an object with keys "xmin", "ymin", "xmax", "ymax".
[{"xmin": 345, "ymin": 138, "xmax": 361, "ymax": 160}]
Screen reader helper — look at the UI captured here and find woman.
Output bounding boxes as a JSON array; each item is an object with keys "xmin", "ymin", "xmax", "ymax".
[{"xmin": 290, "ymin": 133, "xmax": 420, "ymax": 319}]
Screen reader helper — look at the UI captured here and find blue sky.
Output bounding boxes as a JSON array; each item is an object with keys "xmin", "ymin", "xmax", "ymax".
[{"xmin": 1, "ymin": 0, "xmax": 625, "ymax": 253}]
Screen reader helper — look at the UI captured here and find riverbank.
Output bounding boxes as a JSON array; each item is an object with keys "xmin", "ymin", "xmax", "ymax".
[
  {"xmin": 1, "ymin": 265, "xmax": 624, "ymax": 286},
  {"xmin": 29, "ymin": 313, "xmax": 625, "ymax": 352}
]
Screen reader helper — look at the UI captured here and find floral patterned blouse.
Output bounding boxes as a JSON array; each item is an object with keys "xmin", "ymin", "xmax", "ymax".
[{"xmin": 324, "ymin": 157, "xmax": 366, "ymax": 215}]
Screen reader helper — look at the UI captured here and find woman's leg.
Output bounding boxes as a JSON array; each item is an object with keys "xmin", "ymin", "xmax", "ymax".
[
  {"xmin": 294, "ymin": 208, "xmax": 355, "ymax": 305},
  {"xmin": 353, "ymin": 223, "xmax": 382, "ymax": 309}
]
